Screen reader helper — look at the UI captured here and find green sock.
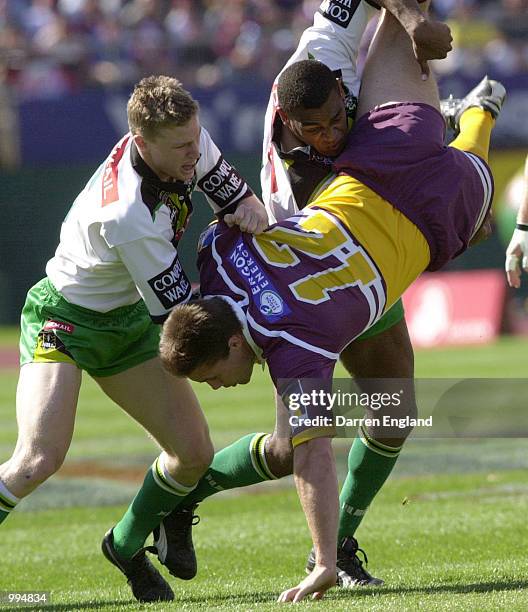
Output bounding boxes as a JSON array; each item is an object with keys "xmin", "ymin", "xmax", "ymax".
[
  {"xmin": 179, "ymin": 432, "xmax": 276, "ymax": 507},
  {"xmin": 113, "ymin": 454, "xmax": 197, "ymax": 559},
  {"xmin": 0, "ymin": 481, "xmax": 19, "ymax": 524},
  {"xmin": 338, "ymin": 428, "xmax": 402, "ymax": 541}
]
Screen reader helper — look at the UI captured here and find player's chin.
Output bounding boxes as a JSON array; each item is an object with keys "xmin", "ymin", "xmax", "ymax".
[
  {"xmin": 179, "ymin": 165, "xmax": 196, "ymax": 181},
  {"xmin": 322, "ymin": 141, "xmax": 346, "ymax": 157}
]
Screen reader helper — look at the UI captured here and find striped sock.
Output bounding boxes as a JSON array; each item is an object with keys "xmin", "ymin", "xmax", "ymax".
[
  {"xmin": 0, "ymin": 480, "xmax": 20, "ymax": 525},
  {"xmin": 177, "ymin": 432, "xmax": 277, "ymax": 507},
  {"xmin": 338, "ymin": 427, "xmax": 402, "ymax": 541},
  {"xmin": 112, "ymin": 453, "xmax": 197, "ymax": 559}
]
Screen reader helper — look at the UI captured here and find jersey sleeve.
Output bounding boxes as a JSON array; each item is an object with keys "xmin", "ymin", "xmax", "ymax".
[
  {"xmin": 283, "ymin": 0, "xmax": 374, "ymax": 96},
  {"xmin": 115, "ymin": 236, "xmax": 192, "ymax": 322},
  {"xmin": 267, "ymin": 343, "xmax": 337, "ymax": 446},
  {"xmin": 195, "ymin": 127, "xmax": 253, "ymax": 215}
]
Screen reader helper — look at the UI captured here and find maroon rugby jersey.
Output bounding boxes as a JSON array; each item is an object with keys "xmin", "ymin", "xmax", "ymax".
[{"xmin": 197, "ymin": 211, "xmax": 386, "ymax": 386}]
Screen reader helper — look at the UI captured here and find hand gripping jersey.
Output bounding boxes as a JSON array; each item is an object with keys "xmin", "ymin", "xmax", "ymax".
[
  {"xmin": 46, "ymin": 128, "xmax": 252, "ymax": 321},
  {"xmin": 261, "ymin": 0, "xmax": 377, "ymax": 222}
]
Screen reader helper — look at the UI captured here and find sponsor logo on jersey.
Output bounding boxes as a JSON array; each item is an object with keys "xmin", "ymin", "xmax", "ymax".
[
  {"xmin": 102, "ymin": 135, "xmax": 130, "ymax": 206},
  {"xmin": 197, "ymin": 156, "xmax": 246, "ymax": 208},
  {"xmin": 229, "ymin": 239, "xmax": 291, "ymax": 322},
  {"xmin": 44, "ymin": 320, "xmax": 75, "ymax": 334},
  {"xmin": 259, "ymin": 290, "xmax": 285, "ymax": 316},
  {"xmin": 318, "ymin": 0, "xmax": 361, "ymax": 27},
  {"xmin": 148, "ymin": 255, "xmax": 192, "ymax": 309}
]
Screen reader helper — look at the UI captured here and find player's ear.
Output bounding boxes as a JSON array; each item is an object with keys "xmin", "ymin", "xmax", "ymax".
[
  {"xmin": 228, "ymin": 333, "xmax": 245, "ymax": 351},
  {"xmin": 277, "ymin": 107, "xmax": 289, "ymax": 124},
  {"xmin": 133, "ymin": 133, "xmax": 147, "ymax": 154},
  {"xmin": 336, "ymin": 79, "xmax": 346, "ymax": 100}
]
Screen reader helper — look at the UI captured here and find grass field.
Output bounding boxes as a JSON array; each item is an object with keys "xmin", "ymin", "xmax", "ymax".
[{"xmin": 1, "ymin": 331, "xmax": 528, "ymax": 610}]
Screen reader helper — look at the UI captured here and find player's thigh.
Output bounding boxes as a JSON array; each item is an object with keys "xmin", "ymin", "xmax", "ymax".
[
  {"xmin": 12, "ymin": 362, "xmax": 82, "ymax": 462},
  {"xmin": 341, "ymin": 318, "xmax": 414, "ymax": 380},
  {"xmin": 357, "ymin": 5, "xmax": 439, "ymax": 118},
  {"xmin": 94, "ymin": 357, "xmax": 211, "ymax": 458},
  {"xmin": 342, "ymin": 319, "xmax": 416, "ymax": 442}
]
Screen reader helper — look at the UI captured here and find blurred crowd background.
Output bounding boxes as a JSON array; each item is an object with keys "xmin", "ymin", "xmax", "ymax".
[
  {"xmin": 0, "ymin": 0, "xmax": 527, "ymax": 325},
  {"xmin": 1, "ymin": 0, "xmax": 527, "ymax": 99}
]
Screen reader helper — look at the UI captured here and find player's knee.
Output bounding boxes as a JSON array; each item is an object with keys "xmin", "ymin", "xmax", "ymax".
[
  {"xmin": 265, "ymin": 436, "xmax": 293, "ymax": 478},
  {"xmin": 177, "ymin": 441, "xmax": 214, "ymax": 481},
  {"xmin": 15, "ymin": 449, "xmax": 66, "ymax": 487}
]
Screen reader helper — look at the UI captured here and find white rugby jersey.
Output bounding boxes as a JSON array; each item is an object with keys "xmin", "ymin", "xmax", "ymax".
[
  {"xmin": 261, "ymin": 0, "xmax": 377, "ymax": 222},
  {"xmin": 46, "ymin": 127, "xmax": 252, "ymax": 321}
]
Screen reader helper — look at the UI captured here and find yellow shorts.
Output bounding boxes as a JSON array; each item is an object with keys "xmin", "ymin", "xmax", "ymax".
[{"xmin": 309, "ymin": 175, "xmax": 430, "ymax": 310}]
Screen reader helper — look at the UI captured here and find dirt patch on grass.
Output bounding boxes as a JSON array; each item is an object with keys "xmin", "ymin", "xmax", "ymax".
[{"xmin": 57, "ymin": 460, "xmax": 145, "ymax": 483}]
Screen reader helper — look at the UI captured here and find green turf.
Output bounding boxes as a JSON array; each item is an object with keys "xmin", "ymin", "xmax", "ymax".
[{"xmin": 1, "ymin": 334, "xmax": 528, "ymax": 609}]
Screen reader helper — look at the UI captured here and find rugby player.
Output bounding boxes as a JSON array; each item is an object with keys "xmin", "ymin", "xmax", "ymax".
[
  {"xmin": 158, "ymin": 4, "xmax": 505, "ymax": 602},
  {"xmin": 153, "ymin": 0, "xmax": 454, "ymax": 589},
  {"xmin": 0, "ymin": 75, "xmax": 267, "ymax": 603},
  {"xmin": 505, "ymin": 153, "xmax": 528, "ymax": 288}
]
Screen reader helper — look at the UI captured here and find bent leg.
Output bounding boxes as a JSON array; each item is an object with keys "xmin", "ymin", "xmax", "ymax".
[
  {"xmin": 95, "ymin": 357, "xmax": 214, "ymax": 558},
  {"xmin": 357, "ymin": 2, "xmax": 440, "ymax": 118},
  {"xmin": 0, "ymin": 362, "xmax": 81, "ymax": 520},
  {"xmin": 95, "ymin": 357, "xmax": 213, "ymax": 484},
  {"xmin": 171, "ymin": 390, "xmax": 293, "ymax": 509}
]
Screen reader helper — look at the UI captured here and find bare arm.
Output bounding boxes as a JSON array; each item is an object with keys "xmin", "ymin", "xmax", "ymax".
[
  {"xmin": 278, "ymin": 437, "xmax": 338, "ymax": 603},
  {"xmin": 506, "ymin": 155, "xmax": 528, "ymax": 288},
  {"xmin": 377, "ymin": 0, "xmax": 453, "ymax": 78}
]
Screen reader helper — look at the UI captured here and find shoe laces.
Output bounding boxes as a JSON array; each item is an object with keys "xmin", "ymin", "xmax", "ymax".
[
  {"xmin": 166, "ymin": 504, "xmax": 200, "ymax": 546},
  {"xmin": 337, "ymin": 538, "xmax": 372, "ymax": 581}
]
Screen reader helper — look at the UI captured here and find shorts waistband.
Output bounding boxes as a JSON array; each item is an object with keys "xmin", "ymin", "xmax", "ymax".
[{"xmin": 43, "ymin": 278, "xmax": 146, "ymax": 320}]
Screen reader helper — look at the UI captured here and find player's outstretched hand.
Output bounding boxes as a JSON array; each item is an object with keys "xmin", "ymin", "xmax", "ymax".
[
  {"xmin": 409, "ymin": 18, "xmax": 452, "ymax": 79},
  {"xmin": 505, "ymin": 228, "xmax": 528, "ymax": 288},
  {"xmin": 277, "ymin": 565, "xmax": 336, "ymax": 603},
  {"xmin": 224, "ymin": 196, "xmax": 269, "ymax": 234}
]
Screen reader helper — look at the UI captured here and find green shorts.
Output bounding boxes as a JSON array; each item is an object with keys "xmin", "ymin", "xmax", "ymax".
[
  {"xmin": 19, "ymin": 278, "xmax": 161, "ymax": 377},
  {"xmin": 356, "ymin": 298, "xmax": 405, "ymax": 341}
]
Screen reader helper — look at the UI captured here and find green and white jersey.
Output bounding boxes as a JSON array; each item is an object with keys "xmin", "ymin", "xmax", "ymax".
[
  {"xmin": 46, "ymin": 128, "xmax": 252, "ymax": 322},
  {"xmin": 261, "ymin": 0, "xmax": 377, "ymax": 222}
]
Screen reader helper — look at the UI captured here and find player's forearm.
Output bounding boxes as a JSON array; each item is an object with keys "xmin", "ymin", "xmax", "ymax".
[
  {"xmin": 293, "ymin": 437, "xmax": 339, "ymax": 567},
  {"xmin": 517, "ymin": 155, "xmax": 528, "ymax": 224},
  {"xmin": 376, "ymin": 0, "xmax": 426, "ymax": 34}
]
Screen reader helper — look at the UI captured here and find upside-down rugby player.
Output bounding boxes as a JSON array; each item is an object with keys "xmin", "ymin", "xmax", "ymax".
[
  {"xmin": 154, "ymin": 0, "xmax": 454, "ymax": 589},
  {"xmin": 159, "ymin": 6, "xmax": 505, "ymax": 602}
]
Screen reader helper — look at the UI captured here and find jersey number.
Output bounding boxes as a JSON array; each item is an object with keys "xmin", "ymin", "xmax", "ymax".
[{"xmin": 253, "ymin": 210, "xmax": 377, "ymax": 304}]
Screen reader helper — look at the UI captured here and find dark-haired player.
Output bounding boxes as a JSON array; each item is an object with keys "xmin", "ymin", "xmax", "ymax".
[
  {"xmin": 158, "ymin": 4, "xmax": 503, "ymax": 601},
  {"xmin": 157, "ymin": 0, "xmax": 454, "ymax": 589}
]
